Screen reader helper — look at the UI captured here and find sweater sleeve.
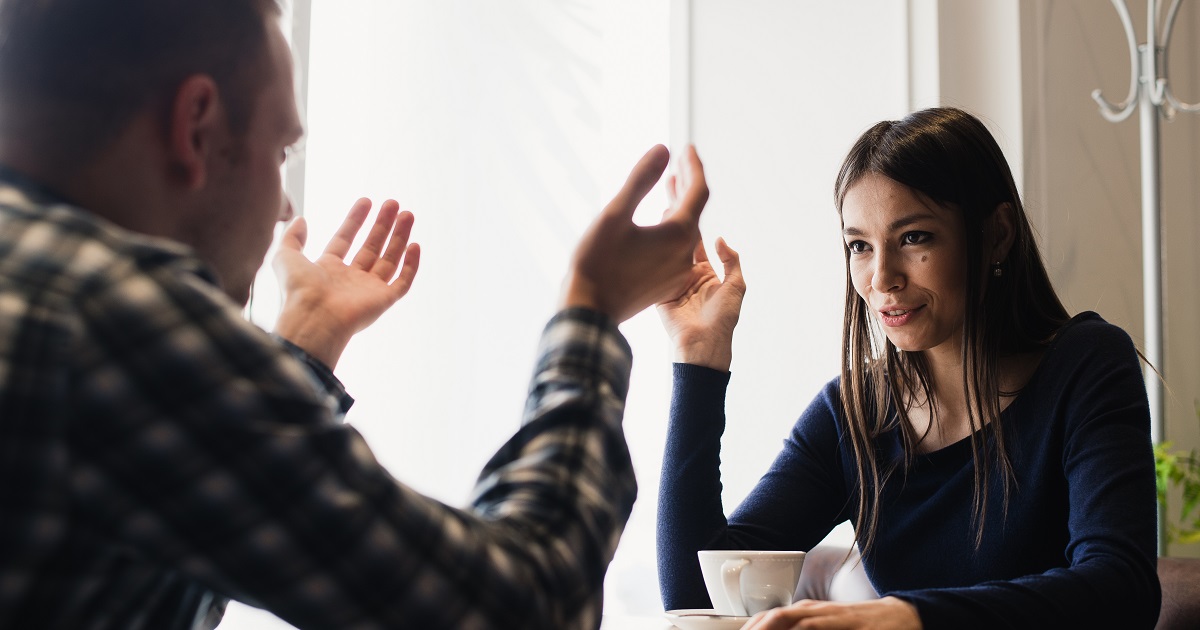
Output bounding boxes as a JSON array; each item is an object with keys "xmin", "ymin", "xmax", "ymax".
[
  {"xmin": 891, "ymin": 318, "xmax": 1161, "ymax": 629},
  {"xmin": 657, "ymin": 367, "xmax": 850, "ymax": 610}
]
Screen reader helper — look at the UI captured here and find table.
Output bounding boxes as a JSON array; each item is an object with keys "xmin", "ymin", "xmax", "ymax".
[{"xmin": 600, "ymin": 614, "xmax": 676, "ymax": 629}]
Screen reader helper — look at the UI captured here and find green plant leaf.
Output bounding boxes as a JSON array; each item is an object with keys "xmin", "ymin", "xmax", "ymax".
[
  {"xmin": 1156, "ymin": 437, "xmax": 1200, "ymax": 545},
  {"xmin": 1177, "ymin": 530, "xmax": 1200, "ymax": 545}
]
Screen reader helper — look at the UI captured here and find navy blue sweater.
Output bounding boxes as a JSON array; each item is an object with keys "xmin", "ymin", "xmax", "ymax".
[{"xmin": 658, "ymin": 313, "xmax": 1160, "ymax": 629}]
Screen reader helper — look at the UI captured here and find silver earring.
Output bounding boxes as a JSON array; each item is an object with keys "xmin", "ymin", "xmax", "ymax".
[{"xmin": 992, "ymin": 261, "xmax": 1003, "ymax": 277}]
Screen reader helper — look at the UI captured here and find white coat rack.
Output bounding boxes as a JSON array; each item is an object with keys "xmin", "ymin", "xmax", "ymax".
[
  {"xmin": 1091, "ymin": 0, "xmax": 1199, "ymax": 555},
  {"xmin": 1092, "ymin": 0, "xmax": 1199, "ymax": 449}
]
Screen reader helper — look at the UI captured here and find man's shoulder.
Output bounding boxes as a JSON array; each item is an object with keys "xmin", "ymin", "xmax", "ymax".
[{"xmin": 0, "ymin": 188, "xmax": 214, "ymax": 302}]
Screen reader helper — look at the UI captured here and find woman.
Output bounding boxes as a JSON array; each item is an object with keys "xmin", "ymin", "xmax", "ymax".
[{"xmin": 656, "ymin": 108, "xmax": 1160, "ymax": 629}]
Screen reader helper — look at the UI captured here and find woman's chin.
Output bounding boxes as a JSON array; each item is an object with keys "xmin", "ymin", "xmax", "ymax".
[{"xmin": 884, "ymin": 336, "xmax": 928, "ymax": 354}]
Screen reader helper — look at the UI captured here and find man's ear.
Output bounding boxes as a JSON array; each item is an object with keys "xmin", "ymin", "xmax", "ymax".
[
  {"xmin": 987, "ymin": 202, "xmax": 1017, "ymax": 263},
  {"xmin": 167, "ymin": 75, "xmax": 224, "ymax": 190}
]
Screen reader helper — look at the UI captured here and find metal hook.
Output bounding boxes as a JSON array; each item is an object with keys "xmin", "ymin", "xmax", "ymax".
[
  {"xmin": 1092, "ymin": 0, "xmax": 1141, "ymax": 122},
  {"xmin": 1158, "ymin": 0, "xmax": 1200, "ymax": 114}
]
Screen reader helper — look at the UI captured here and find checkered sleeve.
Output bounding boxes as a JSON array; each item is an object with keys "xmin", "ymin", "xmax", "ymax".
[
  {"xmin": 69, "ymin": 260, "xmax": 636, "ymax": 630},
  {"xmin": 273, "ymin": 335, "xmax": 355, "ymax": 418}
]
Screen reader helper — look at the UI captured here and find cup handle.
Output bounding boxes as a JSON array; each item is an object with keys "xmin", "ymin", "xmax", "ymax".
[{"xmin": 720, "ymin": 558, "xmax": 750, "ymax": 617}]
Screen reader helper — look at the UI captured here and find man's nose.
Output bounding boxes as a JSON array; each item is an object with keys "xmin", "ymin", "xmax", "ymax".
[{"xmin": 279, "ymin": 196, "xmax": 295, "ymax": 223}]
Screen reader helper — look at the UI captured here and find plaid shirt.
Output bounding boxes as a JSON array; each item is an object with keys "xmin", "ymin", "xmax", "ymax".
[{"xmin": 0, "ymin": 169, "xmax": 637, "ymax": 629}]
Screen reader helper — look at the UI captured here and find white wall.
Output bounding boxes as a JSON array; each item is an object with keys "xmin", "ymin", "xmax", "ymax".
[
  {"xmin": 908, "ymin": 0, "xmax": 1025, "ymax": 190},
  {"xmin": 678, "ymin": 0, "xmax": 908, "ymax": 549}
]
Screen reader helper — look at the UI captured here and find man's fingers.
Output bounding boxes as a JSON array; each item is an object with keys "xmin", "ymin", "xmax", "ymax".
[
  {"xmin": 670, "ymin": 145, "xmax": 709, "ymax": 224},
  {"xmin": 606, "ymin": 144, "xmax": 670, "ymax": 221},
  {"xmin": 666, "ymin": 173, "xmax": 680, "ymax": 209},
  {"xmin": 692, "ymin": 238, "xmax": 710, "ymax": 265},
  {"xmin": 389, "ymin": 242, "xmax": 421, "ymax": 300},
  {"xmin": 374, "ymin": 210, "xmax": 416, "ymax": 280},
  {"xmin": 382, "ymin": 210, "xmax": 416, "ymax": 264},
  {"xmin": 351, "ymin": 199, "xmax": 400, "ymax": 270},
  {"xmin": 279, "ymin": 216, "xmax": 308, "ymax": 252},
  {"xmin": 324, "ymin": 197, "xmax": 373, "ymax": 259}
]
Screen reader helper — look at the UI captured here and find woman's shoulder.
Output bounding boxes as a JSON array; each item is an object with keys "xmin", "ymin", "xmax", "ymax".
[
  {"xmin": 794, "ymin": 376, "xmax": 845, "ymax": 423},
  {"xmin": 801, "ymin": 373, "xmax": 886, "ymax": 433},
  {"xmin": 1048, "ymin": 311, "xmax": 1137, "ymax": 355},
  {"xmin": 1036, "ymin": 311, "xmax": 1140, "ymax": 377},
  {"xmin": 788, "ymin": 375, "xmax": 849, "ymax": 448}
]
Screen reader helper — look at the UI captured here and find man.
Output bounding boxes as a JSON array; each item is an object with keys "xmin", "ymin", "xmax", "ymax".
[{"xmin": 0, "ymin": 1, "xmax": 709, "ymax": 628}]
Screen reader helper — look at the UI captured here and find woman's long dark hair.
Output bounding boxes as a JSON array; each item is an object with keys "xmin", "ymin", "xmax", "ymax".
[{"xmin": 834, "ymin": 108, "xmax": 1071, "ymax": 554}]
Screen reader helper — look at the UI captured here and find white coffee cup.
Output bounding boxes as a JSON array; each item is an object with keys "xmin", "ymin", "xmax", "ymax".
[{"xmin": 697, "ymin": 550, "xmax": 806, "ymax": 617}]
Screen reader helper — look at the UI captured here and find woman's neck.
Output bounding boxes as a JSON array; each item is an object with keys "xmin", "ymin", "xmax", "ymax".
[
  {"xmin": 906, "ymin": 351, "xmax": 970, "ymax": 453},
  {"xmin": 905, "ymin": 347, "xmax": 1043, "ymax": 454}
]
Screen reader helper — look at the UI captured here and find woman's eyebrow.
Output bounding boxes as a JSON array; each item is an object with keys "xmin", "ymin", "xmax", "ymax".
[{"xmin": 843, "ymin": 212, "xmax": 938, "ymax": 237}]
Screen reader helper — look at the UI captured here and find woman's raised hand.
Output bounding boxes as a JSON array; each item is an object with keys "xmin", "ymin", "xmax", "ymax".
[{"xmin": 655, "ymin": 226, "xmax": 745, "ymax": 372}]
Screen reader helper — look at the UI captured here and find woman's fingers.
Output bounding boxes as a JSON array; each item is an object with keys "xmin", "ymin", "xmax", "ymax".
[{"xmin": 716, "ymin": 237, "xmax": 744, "ymax": 286}]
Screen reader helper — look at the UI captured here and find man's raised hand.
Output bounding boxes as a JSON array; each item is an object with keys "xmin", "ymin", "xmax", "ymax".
[
  {"xmin": 272, "ymin": 198, "xmax": 420, "ymax": 368},
  {"xmin": 560, "ymin": 145, "xmax": 709, "ymax": 323}
]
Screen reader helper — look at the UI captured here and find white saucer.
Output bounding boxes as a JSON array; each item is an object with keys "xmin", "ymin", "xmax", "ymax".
[{"xmin": 664, "ymin": 609, "xmax": 750, "ymax": 630}]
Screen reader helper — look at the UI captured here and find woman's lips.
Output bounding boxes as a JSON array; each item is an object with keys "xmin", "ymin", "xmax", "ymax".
[{"xmin": 878, "ymin": 304, "xmax": 925, "ymax": 327}]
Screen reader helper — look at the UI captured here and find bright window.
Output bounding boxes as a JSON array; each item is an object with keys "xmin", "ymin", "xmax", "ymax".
[{"xmin": 232, "ymin": 1, "xmax": 906, "ymax": 626}]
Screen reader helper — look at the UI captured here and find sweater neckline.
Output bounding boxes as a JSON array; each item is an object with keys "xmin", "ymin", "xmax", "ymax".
[{"xmin": 910, "ymin": 311, "xmax": 1097, "ymax": 465}]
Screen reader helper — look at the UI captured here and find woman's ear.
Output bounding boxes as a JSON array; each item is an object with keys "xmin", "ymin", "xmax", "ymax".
[{"xmin": 987, "ymin": 202, "xmax": 1016, "ymax": 263}]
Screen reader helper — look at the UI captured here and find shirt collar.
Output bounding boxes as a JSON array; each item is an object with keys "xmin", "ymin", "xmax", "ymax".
[
  {"xmin": 0, "ymin": 163, "xmax": 78, "ymax": 207},
  {"xmin": 0, "ymin": 162, "xmax": 220, "ymax": 286}
]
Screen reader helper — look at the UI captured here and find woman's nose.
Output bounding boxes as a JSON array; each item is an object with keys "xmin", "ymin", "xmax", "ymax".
[{"xmin": 871, "ymin": 249, "xmax": 904, "ymax": 293}]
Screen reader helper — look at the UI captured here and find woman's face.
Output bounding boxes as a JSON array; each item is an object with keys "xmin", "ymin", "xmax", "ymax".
[{"xmin": 841, "ymin": 173, "xmax": 969, "ymax": 362}]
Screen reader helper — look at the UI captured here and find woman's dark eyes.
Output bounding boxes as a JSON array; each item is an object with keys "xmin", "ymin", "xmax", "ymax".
[
  {"xmin": 901, "ymin": 231, "xmax": 932, "ymax": 245},
  {"xmin": 847, "ymin": 232, "xmax": 931, "ymax": 253}
]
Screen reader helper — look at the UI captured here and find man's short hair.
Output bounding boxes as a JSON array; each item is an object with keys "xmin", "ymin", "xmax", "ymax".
[{"xmin": 0, "ymin": 0, "xmax": 282, "ymax": 172}]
